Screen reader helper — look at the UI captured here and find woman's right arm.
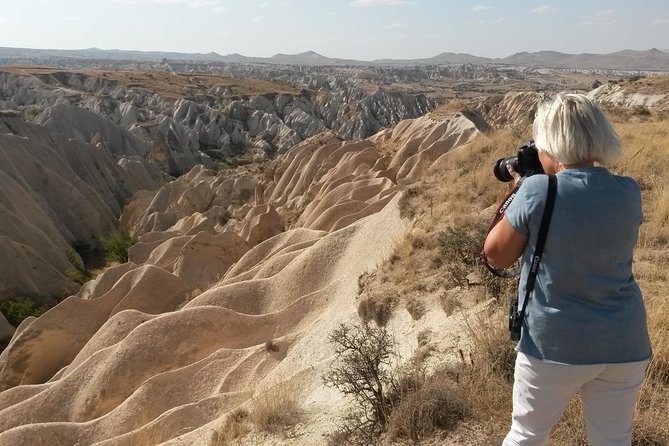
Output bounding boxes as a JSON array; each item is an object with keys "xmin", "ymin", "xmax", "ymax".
[{"xmin": 483, "ymin": 216, "xmax": 528, "ymax": 269}]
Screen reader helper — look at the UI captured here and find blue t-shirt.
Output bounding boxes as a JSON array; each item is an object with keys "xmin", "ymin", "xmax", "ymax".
[{"xmin": 505, "ymin": 167, "xmax": 652, "ymax": 364}]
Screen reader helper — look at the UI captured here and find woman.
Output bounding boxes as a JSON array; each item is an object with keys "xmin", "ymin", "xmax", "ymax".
[{"xmin": 484, "ymin": 93, "xmax": 652, "ymax": 446}]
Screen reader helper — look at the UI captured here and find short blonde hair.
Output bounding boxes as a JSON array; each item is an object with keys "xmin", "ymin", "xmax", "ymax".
[{"xmin": 532, "ymin": 93, "xmax": 622, "ymax": 166}]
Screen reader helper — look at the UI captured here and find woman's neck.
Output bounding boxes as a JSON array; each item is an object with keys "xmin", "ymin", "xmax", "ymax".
[{"xmin": 557, "ymin": 161, "xmax": 596, "ymax": 172}]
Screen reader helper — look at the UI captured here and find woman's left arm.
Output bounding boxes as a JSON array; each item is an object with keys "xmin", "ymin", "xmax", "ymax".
[{"xmin": 483, "ymin": 216, "xmax": 528, "ymax": 269}]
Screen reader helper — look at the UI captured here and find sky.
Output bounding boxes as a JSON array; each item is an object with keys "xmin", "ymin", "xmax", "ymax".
[{"xmin": 1, "ymin": 0, "xmax": 668, "ymax": 60}]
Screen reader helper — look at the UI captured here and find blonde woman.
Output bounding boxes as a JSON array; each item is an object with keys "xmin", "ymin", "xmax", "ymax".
[{"xmin": 484, "ymin": 93, "xmax": 651, "ymax": 446}]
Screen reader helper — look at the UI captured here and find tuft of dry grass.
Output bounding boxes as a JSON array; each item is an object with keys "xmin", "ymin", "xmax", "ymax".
[
  {"xmin": 209, "ymin": 408, "xmax": 250, "ymax": 446},
  {"xmin": 548, "ymin": 398, "xmax": 587, "ymax": 445},
  {"xmin": 634, "ymin": 381, "xmax": 669, "ymax": 445},
  {"xmin": 405, "ymin": 298, "xmax": 426, "ymax": 320},
  {"xmin": 250, "ymin": 381, "xmax": 302, "ymax": 433},
  {"xmin": 358, "ymin": 293, "xmax": 399, "ymax": 326}
]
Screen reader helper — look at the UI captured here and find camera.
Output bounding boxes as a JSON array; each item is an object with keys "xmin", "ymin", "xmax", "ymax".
[
  {"xmin": 493, "ymin": 141, "xmax": 545, "ymax": 182},
  {"xmin": 509, "ymin": 299, "xmax": 522, "ymax": 341}
]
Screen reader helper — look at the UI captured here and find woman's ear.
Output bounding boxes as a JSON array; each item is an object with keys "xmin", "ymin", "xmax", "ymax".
[{"xmin": 538, "ymin": 151, "xmax": 560, "ymax": 174}]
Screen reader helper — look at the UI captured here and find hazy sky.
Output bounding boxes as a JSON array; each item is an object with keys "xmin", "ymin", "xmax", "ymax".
[{"xmin": 1, "ymin": 0, "xmax": 668, "ymax": 60}]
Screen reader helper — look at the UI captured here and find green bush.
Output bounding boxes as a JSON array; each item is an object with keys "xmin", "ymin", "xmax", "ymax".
[
  {"xmin": 0, "ymin": 298, "xmax": 47, "ymax": 327},
  {"xmin": 101, "ymin": 229, "xmax": 137, "ymax": 263},
  {"xmin": 65, "ymin": 268, "xmax": 89, "ymax": 285}
]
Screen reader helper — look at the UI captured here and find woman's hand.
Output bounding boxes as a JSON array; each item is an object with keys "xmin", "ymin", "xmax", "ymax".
[{"xmin": 507, "ymin": 164, "xmax": 521, "ymax": 186}]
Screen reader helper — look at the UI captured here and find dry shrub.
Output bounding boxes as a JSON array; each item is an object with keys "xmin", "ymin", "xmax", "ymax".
[
  {"xmin": 264, "ymin": 340, "xmax": 280, "ymax": 352},
  {"xmin": 358, "ymin": 294, "xmax": 398, "ymax": 326},
  {"xmin": 324, "ymin": 322, "xmax": 396, "ymax": 443},
  {"xmin": 387, "ymin": 377, "xmax": 470, "ymax": 441},
  {"xmin": 405, "ymin": 298, "xmax": 425, "ymax": 320},
  {"xmin": 209, "ymin": 408, "xmax": 250, "ymax": 446},
  {"xmin": 398, "ymin": 185, "xmax": 424, "ymax": 219},
  {"xmin": 250, "ymin": 382, "xmax": 301, "ymax": 432}
]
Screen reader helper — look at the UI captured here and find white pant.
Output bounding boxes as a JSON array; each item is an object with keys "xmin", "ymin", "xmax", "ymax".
[{"xmin": 503, "ymin": 352, "xmax": 648, "ymax": 446}]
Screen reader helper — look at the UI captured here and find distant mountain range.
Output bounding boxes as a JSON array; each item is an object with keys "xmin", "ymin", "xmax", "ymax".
[{"xmin": 1, "ymin": 46, "xmax": 668, "ymax": 71}]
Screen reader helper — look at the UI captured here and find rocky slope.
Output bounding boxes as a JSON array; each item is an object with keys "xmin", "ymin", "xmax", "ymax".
[
  {"xmin": 0, "ymin": 103, "xmax": 492, "ymax": 445},
  {"xmin": 587, "ymin": 77, "xmax": 669, "ymax": 110}
]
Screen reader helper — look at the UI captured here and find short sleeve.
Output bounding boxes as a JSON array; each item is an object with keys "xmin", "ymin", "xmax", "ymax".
[{"xmin": 504, "ymin": 175, "xmax": 547, "ymax": 236}]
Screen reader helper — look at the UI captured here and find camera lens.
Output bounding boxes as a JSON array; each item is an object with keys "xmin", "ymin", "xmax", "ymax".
[{"xmin": 493, "ymin": 156, "xmax": 518, "ymax": 182}]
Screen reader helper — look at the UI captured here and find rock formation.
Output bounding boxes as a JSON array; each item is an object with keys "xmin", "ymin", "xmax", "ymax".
[
  {"xmin": 0, "ymin": 115, "xmax": 169, "ymax": 299},
  {"xmin": 0, "ymin": 104, "xmax": 494, "ymax": 444},
  {"xmin": 0, "ymin": 68, "xmax": 435, "ymax": 176}
]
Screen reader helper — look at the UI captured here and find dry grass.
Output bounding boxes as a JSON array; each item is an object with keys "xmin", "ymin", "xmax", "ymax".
[
  {"xmin": 209, "ymin": 408, "xmax": 251, "ymax": 446},
  {"xmin": 386, "ymin": 371, "xmax": 470, "ymax": 442},
  {"xmin": 358, "ymin": 293, "xmax": 399, "ymax": 326},
  {"xmin": 250, "ymin": 381, "xmax": 302, "ymax": 433},
  {"xmin": 405, "ymin": 298, "xmax": 426, "ymax": 320},
  {"xmin": 548, "ymin": 399, "xmax": 587, "ymax": 445}
]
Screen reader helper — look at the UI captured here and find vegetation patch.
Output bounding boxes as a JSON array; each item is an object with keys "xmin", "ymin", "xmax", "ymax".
[
  {"xmin": 357, "ymin": 294, "xmax": 398, "ymax": 326},
  {"xmin": 101, "ymin": 228, "xmax": 137, "ymax": 263},
  {"xmin": 209, "ymin": 408, "xmax": 250, "ymax": 446},
  {"xmin": 324, "ymin": 322, "xmax": 472, "ymax": 444},
  {"xmin": 250, "ymin": 381, "xmax": 302, "ymax": 433},
  {"xmin": 0, "ymin": 297, "xmax": 47, "ymax": 327}
]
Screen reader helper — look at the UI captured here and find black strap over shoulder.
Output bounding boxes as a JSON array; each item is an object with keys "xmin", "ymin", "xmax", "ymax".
[{"xmin": 516, "ymin": 174, "xmax": 557, "ymax": 329}]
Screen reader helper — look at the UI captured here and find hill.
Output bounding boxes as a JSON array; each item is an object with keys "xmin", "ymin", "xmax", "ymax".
[
  {"xmin": 501, "ymin": 48, "xmax": 669, "ymax": 71},
  {"xmin": 2, "ymin": 46, "xmax": 669, "ymax": 70}
]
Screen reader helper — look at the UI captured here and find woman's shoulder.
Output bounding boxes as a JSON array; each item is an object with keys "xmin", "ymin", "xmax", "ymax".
[
  {"xmin": 612, "ymin": 173, "xmax": 641, "ymax": 190},
  {"xmin": 520, "ymin": 174, "xmax": 549, "ymax": 191}
]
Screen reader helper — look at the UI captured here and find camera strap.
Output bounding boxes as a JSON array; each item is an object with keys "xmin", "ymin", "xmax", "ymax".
[{"xmin": 516, "ymin": 174, "xmax": 558, "ymax": 329}]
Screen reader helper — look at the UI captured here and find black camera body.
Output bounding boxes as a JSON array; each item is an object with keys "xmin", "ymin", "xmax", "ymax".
[
  {"xmin": 494, "ymin": 142, "xmax": 545, "ymax": 182},
  {"xmin": 509, "ymin": 299, "xmax": 522, "ymax": 341}
]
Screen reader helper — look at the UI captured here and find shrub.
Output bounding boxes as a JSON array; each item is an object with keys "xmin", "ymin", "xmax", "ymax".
[
  {"xmin": 65, "ymin": 268, "xmax": 89, "ymax": 285},
  {"xmin": 0, "ymin": 297, "xmax": 47, "ymax": 326},
  {"xmin": 264, "ymin": 340, "xmax": 280, "ymax": 352},
  {"xmin": 324, "ymin": 322, "xmax": 395, "ymax": 440},
  {"xmin": 66, "ymin": 247, "xmax": 85, "ymax": 272},
  {"xmin": 101, "ymin": 229, "xmax": 137, "ymax": 263},
  {"xmin": 435, "ymin": 226, "xmax": 486, "ymax": 269},
  {"xmin": 387, "ymin": 380, "xmax": 470, "ymax": 441},
  {"xmin": 357, "ymin": 294, "xmax": 397, "ymax": 326},
  {"xmin": 633, "ymin": 106, "xmax": 652, "ymax": 117},
  {"xmin": 435, "ymin": 224, "xmax": 518, "ymax": 299},
  {"xmin": 405, "ymin": 298, "xmax": 426, "ymax": 320}
]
